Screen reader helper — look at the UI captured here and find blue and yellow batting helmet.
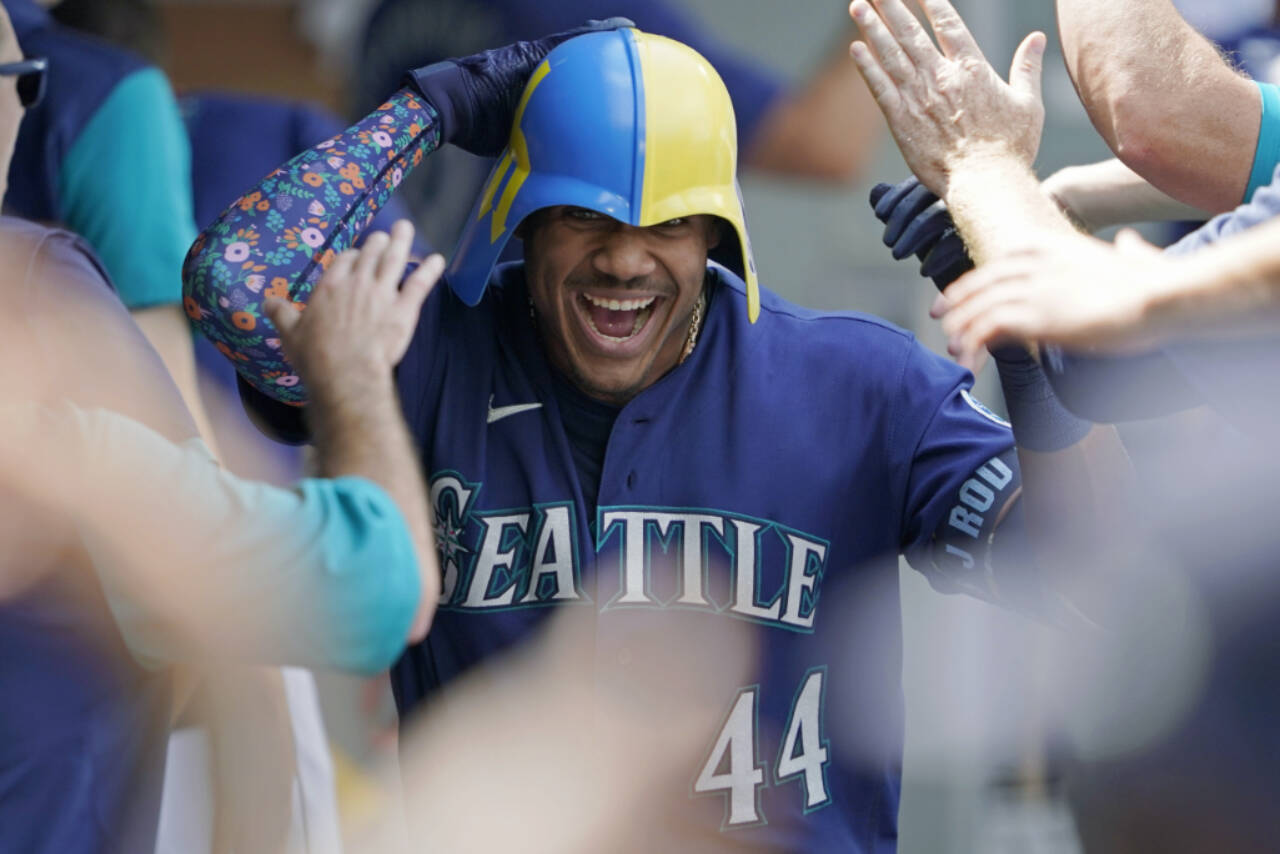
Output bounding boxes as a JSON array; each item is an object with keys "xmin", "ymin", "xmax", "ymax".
[{"xmin": 446, "ymin": 28, "xmax": 760, "ymax": 323}]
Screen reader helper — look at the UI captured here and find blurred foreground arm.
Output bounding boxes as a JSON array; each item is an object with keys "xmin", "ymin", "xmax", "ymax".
[
  {"xmin": 1055, "ymin": 0, "xmax": 1260, "ymax": 212},
  {"xmin": 2, "ymin": 227, "xmax": 443, "ymax": 671}
]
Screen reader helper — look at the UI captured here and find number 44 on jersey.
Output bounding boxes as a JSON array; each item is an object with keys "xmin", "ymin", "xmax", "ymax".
[{"xmin": 694, "ymin": 668, "xmax": 830, "ymax": 828}]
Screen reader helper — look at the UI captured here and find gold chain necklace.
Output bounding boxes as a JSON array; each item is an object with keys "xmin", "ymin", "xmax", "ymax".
[{"xmin": 679, "ymin": 290, "xmax": 707, "ymax": 364}]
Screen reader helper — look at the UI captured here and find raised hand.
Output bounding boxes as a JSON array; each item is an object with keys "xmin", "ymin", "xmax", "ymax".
[
  {"xmin": 848, "ymin": 0, "xmax": 1046, "ymax": 199},
  {"xmin": 264, "ymin": 220, "xmax": 444, "ymax": 404}
]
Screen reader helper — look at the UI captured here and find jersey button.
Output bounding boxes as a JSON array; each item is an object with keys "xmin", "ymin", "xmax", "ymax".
[{"xmin": 626, "ymin": 471, "xmax": 636, "ymax": 488}]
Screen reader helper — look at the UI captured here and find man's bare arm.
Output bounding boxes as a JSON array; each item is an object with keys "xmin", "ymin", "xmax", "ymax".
[
  {"xmin": 266, "ymin": 221, "xmax": 443, "ymax": 640},
  {"xmin": 1041, "ymin": 157, "xmax": 1210, "ymax": 233},
  {"xmin": 939, "ymin": 214, "xmax": 1280, "ymax": 360},
  {"xmin": 1055, "ymin": 0, "xmax": 1259, "ymax": 212}
]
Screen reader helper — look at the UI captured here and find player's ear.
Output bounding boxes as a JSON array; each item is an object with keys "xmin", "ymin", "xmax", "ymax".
[{"xmin": 704, "ymin": 216, "xmax": 723, "ymax": 251}]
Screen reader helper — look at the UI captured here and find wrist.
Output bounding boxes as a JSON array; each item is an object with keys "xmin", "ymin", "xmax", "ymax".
[
  {"xmin": 308, "ymin": 369, "xmax": 398, "ymax": 418},
  {"xmin": 944, "ymin": 142, "xmax": 1033, "ymax": 191},
  {"xmin": 992, "ymin": 348, "xmax": 1094, "ymax": 452},
  {"xmin": 404, "ymin": 61, "xmax": 465, "ymax": 144}
]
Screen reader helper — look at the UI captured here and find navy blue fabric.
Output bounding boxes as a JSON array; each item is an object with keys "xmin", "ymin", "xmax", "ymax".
[
  {"xmin": 547, "ymin": 364, "xmax": 620, "ymax": 520},
  {"xmin": 0, "ymin": 218, "xmax": 186, "ymax": 854},
  {"xmin": 3, "ymin": 0, "xmax": 147, "ymax": 224},
  {"xmin": 869, "ymin": 177, "xmax": 971, "ymax": 290},
  {"xmin": 388, "ymin": 261, "xmax": 1015, "ymax": 850}
]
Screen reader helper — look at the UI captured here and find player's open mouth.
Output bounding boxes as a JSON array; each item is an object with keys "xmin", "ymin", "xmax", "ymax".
[{"xmin": 577, "ymin": 292, "xmax": 659, "ymax": 344}]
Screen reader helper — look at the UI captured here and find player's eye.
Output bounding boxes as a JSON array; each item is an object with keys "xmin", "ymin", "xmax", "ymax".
[
  {"xmin": 565, "ymin": 207, "xmax": 604, "ymax": 222},
  {"xmin": 658, "ymin": 217, "xmax": 688, "ymax": 228}
]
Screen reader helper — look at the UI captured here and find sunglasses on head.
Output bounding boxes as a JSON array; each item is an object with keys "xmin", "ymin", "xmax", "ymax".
[{"xmin": 0, "ymin": 57, "xmax": 46, "ymax": 109}]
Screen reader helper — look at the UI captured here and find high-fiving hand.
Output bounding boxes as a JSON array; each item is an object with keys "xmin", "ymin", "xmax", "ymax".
[
  {"xmin": 847, "ymin": 0, "xmax": 1046, "ymax": 199},
  {"xmin": 264, "ymin": 220, "xmax": 443, "ymax": 404},
  {"xmin": 932, "ymin": 228, "xmax": 1175, "ymax": 369}
]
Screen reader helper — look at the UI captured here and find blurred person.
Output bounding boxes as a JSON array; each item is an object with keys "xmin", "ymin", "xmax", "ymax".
[
  {"xmin": 46, "ymin": 0, "xmax": 433, "ymax": 461},
  {"xmin": 1060, "ymin": 450, "xmax": 1280, "ymax": 854},
  {"xmin": 3, "ymin": 2, "xmax": 347, "ymax": 850},
  {"xmin": 353, "ymin": 0, "xmax": 883, "ymax": 249},
  {"xmin": 0, "ymin": 0, "xmax": 217, "ymax": 444},
  {"xmin": 0, "ymin": 11, "xmax": 446, "ymax": 850},
  {"xmin": 45, "ymin": 5, "xmax": 439, "ymax": 849},
  {"xmin": 0, "ymin": 219, "xmax": 445, "ymax": 853},
  {"xmin": 1038, "ymin": 1, "xmax": 1280, "ymax": 245},
  {"xmin": 186, "ymin": 20, "xmax": 1133, "ymax": 850}
]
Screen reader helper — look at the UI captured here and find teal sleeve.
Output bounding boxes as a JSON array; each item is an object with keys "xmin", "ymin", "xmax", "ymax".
[
  {"xmin": 102, "ymin": 469, "xmax": 421, "ymax": 675},
  {"xmin": 1245, "ymin": 81, "xmax": 1280, "ymax": 203},
  {"xmin": 53, "ymin": 403, "xmax": 421, "ymax": 674},
  {"xmin": 58, "ymin": 67, "xmax": 198, "ymax": 309},
  {"xmin": 291, "ymin": 476, "xmax": 424, "ymax": 674}
]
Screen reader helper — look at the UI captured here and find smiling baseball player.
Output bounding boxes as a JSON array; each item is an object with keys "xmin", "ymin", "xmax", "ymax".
[{"xmin": 184, "ymin": 16, "xmax": 1127, "ymax": 850}]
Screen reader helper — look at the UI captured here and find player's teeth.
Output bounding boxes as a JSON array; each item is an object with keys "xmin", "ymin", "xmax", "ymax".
[{"xmin": 584, "ymin": 294, "xmax": 656, "ymax": 311}]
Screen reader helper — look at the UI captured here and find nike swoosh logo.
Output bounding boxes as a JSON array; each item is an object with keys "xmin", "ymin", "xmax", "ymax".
[{"xmin": 487, "ymin": 395, "xmax": 543, "ymax": 424}]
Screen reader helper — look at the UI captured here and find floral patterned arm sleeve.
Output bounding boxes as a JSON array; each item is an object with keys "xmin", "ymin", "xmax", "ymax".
[{"xmin": 182, "ymin": 89, "xmax": 441, "ymax": 405}]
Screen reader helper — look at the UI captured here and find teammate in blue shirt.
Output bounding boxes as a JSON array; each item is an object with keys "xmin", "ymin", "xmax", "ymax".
[{"xmin": 186, "ymin": 19, "xmax": 1125, "ymax": 851}]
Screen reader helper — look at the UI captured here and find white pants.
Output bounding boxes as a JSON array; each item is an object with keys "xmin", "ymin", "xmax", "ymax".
[{"xmin": 154, "ymin": 668, "xmax": 343, "ymax": 854}]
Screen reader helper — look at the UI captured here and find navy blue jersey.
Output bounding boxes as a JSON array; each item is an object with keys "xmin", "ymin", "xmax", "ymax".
[
  {"xmin": 3, "ymin": 0, "xmax": 146, "ymax": 225},
  {"xmin": 0, "ymin": 218, "xmax": 193, "ymax": 854},
  {"xmin": 390, "ymin": 263, "xmax": 1016, "ymax": 850}
]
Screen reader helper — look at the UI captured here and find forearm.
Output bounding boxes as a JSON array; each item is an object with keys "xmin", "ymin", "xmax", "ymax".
[
  {"xmin": 1042, "ymin": 158, "xmax": 1210, "ymax": 232},
  {"xmin": 1055, "ymin": 0, "xmax": 1258, "ymax": 211},
  {"xmin": 946, "ymin": 155, "xmax": 1077, "ymax": 263},
  {"xmin": 1141, "ymin": 217, "xmax": 1280, "ymax": 338},
  {"xmin": 182, "ymin": 89, "xmax": 441, "ymax": 405},
  {"xmin": 308, "ymin": 373, "xmax": 438, "ymax": 640}
]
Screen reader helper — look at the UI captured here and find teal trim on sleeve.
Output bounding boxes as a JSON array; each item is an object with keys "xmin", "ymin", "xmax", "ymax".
[
  {"xmin": 58, "ymin": 67, "xmax": 198, "ymax": 309},
  {"xmin": 296, "ymin": 476, "xmax": 422, "ymax": 674},
  {"xmin": 1246, "ymin": 81, "xmax": 1280, "ymax": 203}
]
